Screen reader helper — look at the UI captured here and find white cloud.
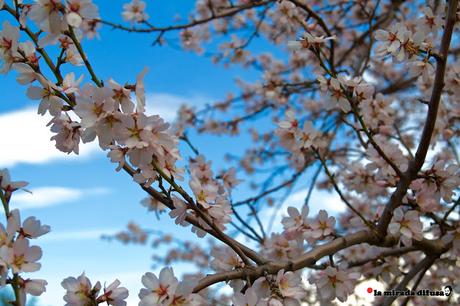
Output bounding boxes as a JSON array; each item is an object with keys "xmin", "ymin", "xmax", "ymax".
[
  {"xmin": 10, "ymin": 186, "xmax": 109, "ymax": 210},
  {"xmin": 0, "ymin": 107, "xmax": 100, "ymax": 167},
  {"xmin": 264, "ymin": 188, "xmax": 346, "ymax": 233},
  {"xmin": 0, "ymin": 92, "xmax": 209, "ymax": 167},
  {"xmin": 145, "ymin": 92, "xmax": 209, "ymax": 122},
  {"xmin": 289, "ymin": 188, "xmax": 347, "ymax": 215}
]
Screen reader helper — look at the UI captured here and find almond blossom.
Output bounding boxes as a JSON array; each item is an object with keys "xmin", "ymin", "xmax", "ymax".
[
  {"xmin": 26, "ymin": 77, "xmax": 64, "ymax": 116},
  {"xmin": 210, "ymin": 246, "xmax": 244, "ymax": 272},
  {"xmin": 0, "ymin": 21, "xmax": 20, "ymax": 73},
  {"xmin": 287, "ymin": 33, "xmax": 336, "ymax": 51},
  {"xmin": 307, "ymin": 210, "xmax": 335, "ymax": 240},
  {"xmin": 374, "ymin": 23, "xmax": 407, "ymax": 58},
  {"xmin": 98, "ymin": 279, "xmax": 129, "ymax": 306},
  {"xmin": 0, "ymin": 169, "xmax": 28, "ymax": 194},
  {"xmin": 308, "ymin": 266, "xmax": 360, "ymax": 302},
  {"xmin": 276, "ymin": 270, "xmax": 305, "ymax": 301},
  {"xmin": 139, "ymin": 267, "xmax": 178, "ymax": 305},
  {"xmin": 281, "ymin": 205, "xmax": 309, "ymax": 241},
  {"xmin": 232, "ymin": 287, "xmax": 259, "ymax": 306},
  {"xmin": 62, "ymin": 272, "xmax": 99, "ymax": 306},
  {"xmin": 0, "ymin": 237, "xmax": 42, "ymax": 273},
  {"xmin": 138, "ymin": 267, "xmax": 202, "ymax": 306},
  {"xmin": 388, "ymin": 208, "xmax": 424, "ymax": 246},
  {"xmin": 29, "ymin": 0, "xmax": 65, "ymax": 34},
  {"xmin": 20, "ymin": 278, "xmax": 48, "ymax": 298},
  {"xmin": 65, "ymin": 0, "xmax": 99, "ymax": 28},
  {"xmin": 122, "ymin": 0, "xmax": 149, "ymax": 23},
  {"xmin": 417, "ymin": 7, "xmax": 444, "ymax": 35}
]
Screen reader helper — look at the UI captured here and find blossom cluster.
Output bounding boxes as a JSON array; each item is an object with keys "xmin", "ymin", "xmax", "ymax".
[
  {"xmin": 0, "ymin": 169, "xmax": 48, "ymax": 305},
  {"xmin": 169, "ymin": 155, "xmax": 235, "ymax": 238}
]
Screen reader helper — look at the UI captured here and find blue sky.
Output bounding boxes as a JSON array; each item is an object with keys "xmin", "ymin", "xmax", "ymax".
[{"xmin": 0, "ymin": 1, "xmax": 344, "ymax": 304}]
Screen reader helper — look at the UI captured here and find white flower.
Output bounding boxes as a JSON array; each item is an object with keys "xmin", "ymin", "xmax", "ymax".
[
  {"xmin": 138, "ymin": 267, "xmax": 179, "ymax": 306},
  {"xmin": 189, "ymin": 178, "xmax": 218, "ymax": 208},
  {"xmin": 9, "ymin": 209, "xmax": 50, "ymax": 239},
  {"xmin": 308, "ymin": 210, "xmax": 335, "ymax": 239},
  {"xmin": 329, "ymin": 78, "xmax": 350, "ymax": 112},
  {"xmin": 107, "ymin": 146, "xmax": 127, "ymax": 171},
  {"xmin": 141, "ymin": 197, "xmax": 167, "ymax": 215},
  {"xmin": 374, "ymin": 23, "xmax": 407, "ymax": 58},
  {"xmin": 13, "ymin": 63, "xmax": 38, "ymax": 85},
  {"xmin": 417, "ymin": 7, "xmax": 443, "ymax": 35},
  {"xmin": 388, "ymin": 208, "xmax": 423, "ymax": 245},
  {"xmin": 309, "ymin": 266, "xmax": 359, "ymax": 302},
  {"xmin": 282, "ymin": 205, "xmax": 309, "ymax": 240},
  {"xmin": 22, "ymin": 278, "xmax": 47, "ymax": 296},
  {"xmin": 221, "ymin": 167, "xmax": 241, "ymax": 191},
  {"xmin": 233, "ymin": 287, "xmax": 259, "ymax": 306},
  {"xmin": 169, "ymin": 197, "xmax": 190, "ymax": 226},
  {"xmin": 74, "ymin": 84, "xmax": 116, "ymax": 128},
  {"xmin": 0, "ymin": 169, "xmax": 28, "ymax": 193},
  {"xmin": 276, "ymin": 270, "xmax": 305, "ymax": 300},
  {"xmin": 278, "ymin": 110, "xmax": 299, "ymax": 131},
  {"xmin": 0, "ymin": 238, "xmax": 42, "ymax": 273},
  {"xmin": 114, "ymin": 114, "xmax": 152, "ymax": 149},
  {"xmin": 48, "ymin": 115, "xmax": 82, "ymax": 154},
  {"xmin": 210, "ymin": 246, "xmax": 244, "ymax": 272},
  {"xmin": 62, "ymin": 272, "xmax": 100, "ymax": 306},
  {"xmin": 287, "ymin": 33, "xmax": 336, "ymax": 51},
  {"xmin": 29, "ymin": 0, "xmax": 65, "ymax": 34},
  {"xmin": 295, "ymin": 121, "xmax": 320, "ymax": 149},
  {"xmin": 122, "ymin": 0, "xmax": 149, "ymax": 23},
  {"xmin": 65, "ymin": 0, "xmax": 99, "ymax": 28},
  {"xmin": 62, "ymin": 72, "xmax": 83, "ymax": 94},
  {"xmin": 26, "ymin": 76, "xmax": 64, "ymax": 116},
  {"xmin": 99, "ymin": 279, "xmax": 129, "ymax": 306},
  {"xmin": 167, "ymin": 282, "xmax": 204, "ymax": 306},
  {"xmin": 0, "ymin": 21, "xmax": 20, "ymax": 72},
  {"xmin": 108, "ymin": 78, "xmax": 134, "ymax": 113}
]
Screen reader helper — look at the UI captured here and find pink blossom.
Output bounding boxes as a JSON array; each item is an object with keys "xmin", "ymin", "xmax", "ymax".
[
  {"xmin": 388, "ymin": 208, "xmax": 423, "ymax": 246},
  {"xmin": 308, "ymin": 210, "xmax": 335, "ymax": 240},
  {"xmin": 122, "ymin": 0, "xmax": 149, "ymax": 23},
  {"xmin": 309, "ymin": 266, "xmax": 359, "ymax": 302},
  {"xmin": 139, "ymin": 267, "xmax": 179, "ymax": 305}
]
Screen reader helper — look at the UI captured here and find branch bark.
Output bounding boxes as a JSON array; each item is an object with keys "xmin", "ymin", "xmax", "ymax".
[{"xmin": 376, "ymin": 0, "xmax": 459, "ymax": 235}]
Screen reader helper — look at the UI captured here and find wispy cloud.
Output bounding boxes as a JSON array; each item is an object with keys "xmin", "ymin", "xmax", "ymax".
[
  {"xmin": 10, "ymin": 186, "xmax": 110, "ymax": 210},
  {"xmin": 0, "ymin": 107, "xmax": 99, "ymax": 167},
  {"xmin": 145, "ymin": 92, "xmax": 210, "ymax": 122},
  {"xmin": 41, "ymin": 227, "xmax": 119, "ymax": 242}
]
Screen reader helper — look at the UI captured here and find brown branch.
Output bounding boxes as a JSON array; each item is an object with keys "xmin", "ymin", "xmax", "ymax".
[
  {"xmin": 377, "ymin": 0, "xmax": 459, "ymax": 235},
  {"xmin": 346, "ymin": 246, "xmax": 417, "ymax": 268},
  {"xmin": 193, "ymin": 230, "xmax": 375, "ymax": 293},
  {"xmin": 122, "ymin": 164, "xmax": 266, "ymax": 265},
  {"xmin": 232, "ymin": 169, "xmax": 305, "ymax": 207},
  {"xmin": 192, "ymin": 232, "xmax": 450, "ymax": 293},
  {"xmin": 314, "ymin": 149, "xmax": 376, "ymax": 230},
  {"xmin": 288, "ymin": 0, "xmax": 336, "ymax": 71},
  {"xmin": 400, "ymin": 258, "xmax": 432, "ymax": 306},
  {"xmin": 97, "ymin": 0, "xmax": 274, "ymax": 33},
  {"xmin": 382, "ymin": 255, "xmax": 437, "ymax": 306}
]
